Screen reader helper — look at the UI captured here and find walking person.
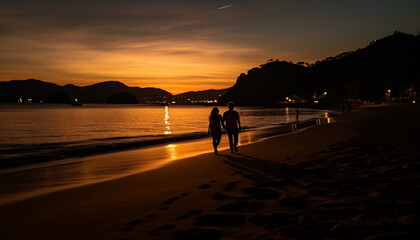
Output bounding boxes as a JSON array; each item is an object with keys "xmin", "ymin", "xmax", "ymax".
[
  {"xmin": 223, "ymin": 102, "xmax": 241, "ymax": 153},
  {"xmin": 208, "ymin": 107, "xmax": 224, "ymax": 154}
]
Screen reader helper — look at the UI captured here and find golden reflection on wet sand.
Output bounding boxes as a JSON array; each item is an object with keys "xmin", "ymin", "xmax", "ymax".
[{"xmin": 165, "ymin": 144, "xmax": 178, "ymax": 161}]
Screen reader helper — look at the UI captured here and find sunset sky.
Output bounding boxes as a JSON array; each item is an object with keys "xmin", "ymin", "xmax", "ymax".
[{"xmin": 1, "ymin": 0, "xmax": 419, "ymax": 94}]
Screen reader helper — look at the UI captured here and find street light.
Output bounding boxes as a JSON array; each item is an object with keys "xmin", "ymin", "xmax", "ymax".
[{"xmin": 386, "ymin": 89, "xmax": 391, "ymax": 102}]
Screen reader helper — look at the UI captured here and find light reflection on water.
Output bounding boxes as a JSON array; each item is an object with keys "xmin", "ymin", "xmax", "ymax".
[{"xmin": 164, "ymin": 106, "xmax": 171, "ymax": 135}]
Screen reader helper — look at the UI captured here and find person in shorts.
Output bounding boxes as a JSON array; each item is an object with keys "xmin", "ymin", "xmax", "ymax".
[{"xmin": 222, "ymin": 102, "xmax": 241, "ymax": 153}]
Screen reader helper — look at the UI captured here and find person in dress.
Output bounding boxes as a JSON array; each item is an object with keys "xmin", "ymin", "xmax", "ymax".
[{"xmin": 208, "ymin": 107, "xmax": 224, "ymax": 154}]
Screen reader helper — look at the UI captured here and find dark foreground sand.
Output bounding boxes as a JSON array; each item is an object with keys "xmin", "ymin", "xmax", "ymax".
[{"xmin": 1, "ymin": 104, "xmax": 419, "ymax": 239}]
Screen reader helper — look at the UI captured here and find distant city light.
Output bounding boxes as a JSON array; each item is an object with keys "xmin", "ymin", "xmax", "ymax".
[
  {"xmin": 314, "ymin": 100, "xmax": 319, "ymax": 103},
  {"xmin": 413, "ymin": 100, "xmax": 416, "ymax": 104}
]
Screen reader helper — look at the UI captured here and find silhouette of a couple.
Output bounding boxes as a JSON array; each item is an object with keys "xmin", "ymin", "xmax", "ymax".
[{"xmin": 208, "ymin": 102, "xmax": 241, "ymax": 154}]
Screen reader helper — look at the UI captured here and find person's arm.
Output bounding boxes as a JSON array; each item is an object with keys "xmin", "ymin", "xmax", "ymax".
[
  {"xmin": 220, "ymin": 115, "xmax": 226, "ymax": 129},
  {"xmin": 237, "ymin": 112, "xmax": 241, "ymax": 132},
  {"xmin": 208, "ymin": 121, "xmax": 211, "ymax": 134},
  {"xmin": 221, "ymin": 114, "xmax": 226, "ymax": 129}
]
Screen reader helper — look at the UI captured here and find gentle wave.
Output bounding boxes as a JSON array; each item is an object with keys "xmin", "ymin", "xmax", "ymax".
[
  {"xmin": 0, "ymin": 127, "xmax": 259, "ymax": 169},
  {"xmin": 0, "ymin": 117, "xmax": 335, "ymax": 170}
]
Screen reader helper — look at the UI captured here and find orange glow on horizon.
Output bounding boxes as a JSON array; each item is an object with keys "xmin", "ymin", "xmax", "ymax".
[
  {"xmin": 0, "ymin": 36, "xmax": 314, "ymax": 94},
  {"xmin": 1, "ymin": 38, "xmax": 283, "ymax": 94}
]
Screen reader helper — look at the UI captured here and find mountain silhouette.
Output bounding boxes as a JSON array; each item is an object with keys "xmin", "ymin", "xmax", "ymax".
[
  {"xmin": 46, "ymin": 91, "xmax": 71, "ymax": 104},
  {"xmin": 106, "ymin": 92, "xmax": 139, "ymax": 104},
  {"xmin": 219, "ymin": 32, "xmax": 420, "ymax": 106},
  {"xmin": 219, "ymin": 61, "xmax": 309, "ymax": 106},
  {"xmin": 0, "ymin": 80, "xmax": 172, "ymax": 104},
  {"xmin": 0, "ymin": 79, "xmax": 60, "ymax": 103},
  {"xmin": 63, "ymin": 81, "xmax": 171, "ymax": 103},
  {"xmin": 173, "ymin": 88, "xmax": 229, "ymax": 104}
]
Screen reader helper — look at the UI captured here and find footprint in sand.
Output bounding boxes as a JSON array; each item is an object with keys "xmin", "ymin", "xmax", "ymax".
[
  {"xmin": 212, "ymin": 192, "xmax": 231, "ymax": 201},
  {"xmin": 277, "ymin": 197, "xmax": 310, "ymax": 211},
  {"xmin": 242, "ymin": 187, "xmax": 280, "ymax": 200},
  {"xmin": 145, "ymin": 214, "xmax": 156, "ymax": 219},
  {"xmin": 197, "ymin": 184, "xmax": 212, "ymax": 189},
  {"xmin": 149, "ymin": 224, "xmax": 177, "ymax": 235},
  {"xmin": 217, "ymin": 201, "xmax": 266, "ymax": 213},
  {"xmin": 118, "ymin": 227, "xmax": 132, "ymax": 232},
  {"xmin": 163, "ymin": 196, "xmax": 180, "ymax": 205},
  {"xmin": 193, "ymin": 214, "xmax": 245, "ymax": 227},
  {"xmin": 224, "ymin": 181, "xmax": 242, "ymax": 191},
  {"xmin": 177, "ymin": 227, "xmax": 222, "ymax": 240},
  {"xmin": 177, "ymin": 209, "xmax": 204, "ymax": 220},
  {"xmin": 230, "ymin": 170, "xmax": 243, "ymax": 176},
  {"xmin": 126, "ymin": 219, "xmax": 143, "ymax": 226},
  {"xmin": 117, "ymin": 218, "xmax": 143, "ymax": 233},
  {"xmin": 257, "ymin": 180, "xmax": 285, "ymax": 188},
  {"xmin": 251, "ymin": 212, "xmax": 298, "ymax": 231},
  {"xmin": 210, "ymin": 178, "xmax": 223, "ymax": 183}
]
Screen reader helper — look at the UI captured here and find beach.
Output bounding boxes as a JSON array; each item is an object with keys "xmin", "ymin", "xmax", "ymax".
[{"xmin": 1, "ymin": 104, "xmax": 419, "ymax": 239}]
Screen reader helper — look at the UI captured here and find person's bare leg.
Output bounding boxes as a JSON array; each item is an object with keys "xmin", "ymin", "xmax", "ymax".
[
  {"xmin": 213, "ymin": 136, "xmax": 221, "ymax": 154},
  {"xmin": 228, "ymin": 132, "xmax": 234, "ymax": 153},
  {"xmin": 212, "ymin": 138, "xmax": 218, "ymax": 154},
  {"xmin": 233, "ymin": 131, "xmax": 239, "ymax": 152}
]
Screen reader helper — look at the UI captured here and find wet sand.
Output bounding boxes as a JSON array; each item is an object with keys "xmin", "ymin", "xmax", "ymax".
[{"xmin": 0, "ymin": 104, "xmax": 419, "ymax": 239}]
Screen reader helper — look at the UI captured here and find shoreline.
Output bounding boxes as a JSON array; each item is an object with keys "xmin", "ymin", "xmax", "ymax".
[
  {"xmin": 1, "ymin": 104, "xmax": 418, "ymax": 239},
  {"xmin": 0, "ymin": 107, "xmax": 335, "ymax": 170}
]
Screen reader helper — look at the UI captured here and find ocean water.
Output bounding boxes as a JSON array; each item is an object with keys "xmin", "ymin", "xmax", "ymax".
[
  {"xmin": 0, "ymin": 104, "xmax": 335, "ymax": 204},
  {"xmin": 0, "ymin": 104, "xmax": 332, "ymax": 167}
]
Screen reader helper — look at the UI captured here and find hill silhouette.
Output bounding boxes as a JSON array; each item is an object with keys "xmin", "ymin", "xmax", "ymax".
[
  {"xmin": 219, "ymin": 32, "xmax": 420, "ymax": 106},
  {"xmin": 173, "ymin": 88, "xmax": 229, "ymax": 104},
  {"xmin": 106, "ymin": 92, "xmax": 138, "ymax": 104},
  {"xmin": 0, "ymin": 80, "xmax": 172, "ymax": 104},
  {"xmin": 46, "ymin": 91, "xmax": 71, "ymax": 104},
  {"xmin": 0, "ymin": 79, "xmax": 60, "ymax": 103}
]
